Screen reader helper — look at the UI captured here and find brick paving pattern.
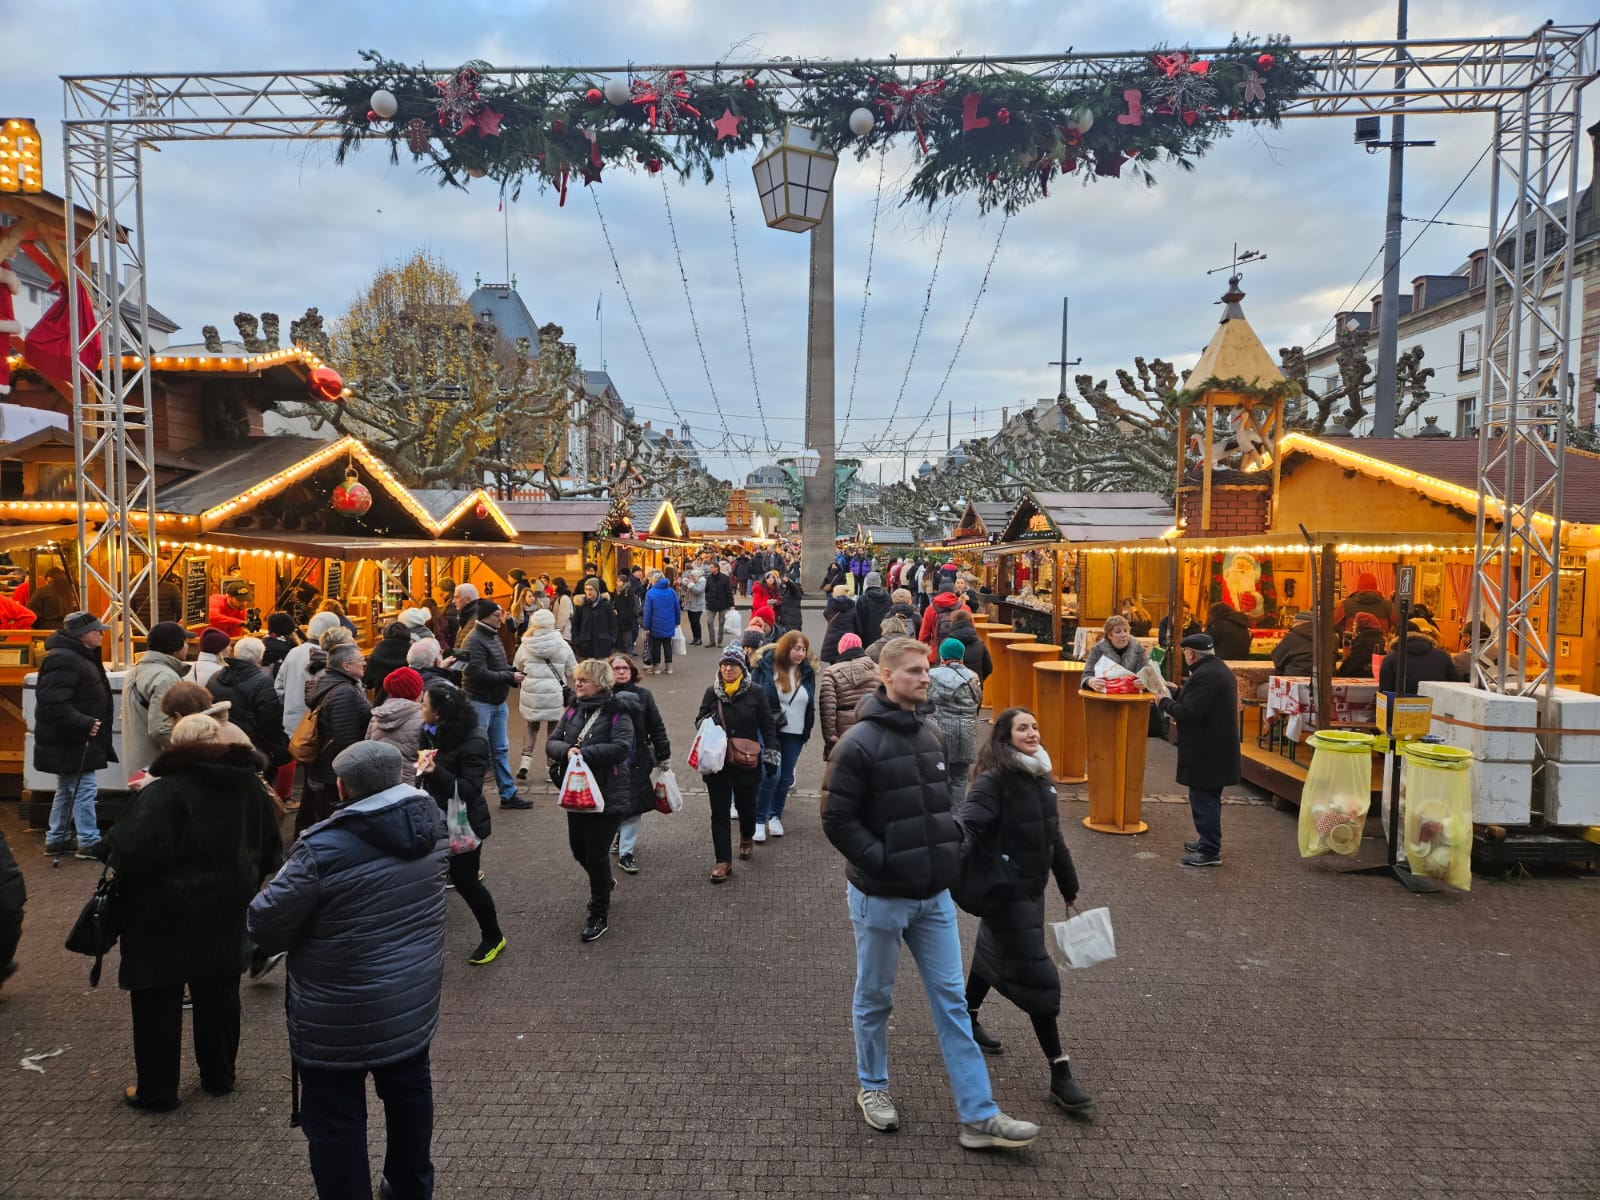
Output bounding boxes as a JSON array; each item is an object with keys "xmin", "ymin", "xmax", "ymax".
[{"xmin": 2, "ymin": 610, "xmax": 1597, "ymax": 1198}]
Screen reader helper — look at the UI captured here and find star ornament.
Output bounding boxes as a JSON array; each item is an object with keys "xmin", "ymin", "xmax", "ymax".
[
  {"xmin": 713, "ymin": 106, "xmax": 744, "ymax": 142},
  {"xmin": 475, "ymin": 108, "xmax": 503, "ymax": 137},
  {"xmin": 581, "ymin": 159, "xmax": 604, "ymax": 185}
]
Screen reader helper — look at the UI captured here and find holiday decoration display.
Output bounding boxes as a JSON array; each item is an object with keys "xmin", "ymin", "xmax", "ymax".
[
  {"xmin": 474, "ymin": 501, "xmax": 489, "ymax": 519},
  {"xmin": 308, "ymin": 365, "xmax": 344, "ymax": 402},
  {"xmin": 0, "ymin": 262, "xmax": 19, "ymax": 395},
  {"xmin": 322, "ymin": 37, "xmax": 1313, "ymax": 212},
  {"xmin": 331, "ymin": 466, "xmax": 374, "ymax": 517}
]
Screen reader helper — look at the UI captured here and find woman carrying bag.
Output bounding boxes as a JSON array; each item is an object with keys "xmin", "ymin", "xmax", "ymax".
[
  {"xmin": 956, "ymin": 706, "xmax": 1095, "ymax": 1121},
  {"xmin": 695, "ymin": 647, "xmax": 779, "ymax": 882},
  {"xmin": 607, "ymin": 653, "xmax": 670, "ymax": 874},
  {"xmin": 749, "ymin": 629, "xmax": 816, "ymax": 843},
  {"xmin": 545, "ymin": 659, "xmax": 635, "ymax": 943},
  {"xmin": 416, "ymin": 684, "xmax": 505, "ymax": 966},
  {"xmin": 103, "ymin": 714, "xmax": 282, "ymax": 1111},
  {"xmin": 515, "ymin": 609, "xmax": 578, "ymax": 783}
]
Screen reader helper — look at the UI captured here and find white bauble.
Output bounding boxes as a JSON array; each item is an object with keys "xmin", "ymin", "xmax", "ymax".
[
  {"xmin": 1068, "ymin": 107, "xmax": 1094, "ymax": 134},
  {"xmin": 370, "ymin": 89, "xmax": 399, "ymax": 120},
  {"xmin": 848, "ymin": 107, "xmax": 876, "ymax": 137},
  {"xmin": 603, "ymin": 78, "xmax": 632, "ymax": 106}
]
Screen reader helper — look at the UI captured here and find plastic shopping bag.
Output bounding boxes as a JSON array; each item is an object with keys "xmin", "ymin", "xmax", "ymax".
[
  {"xmin": 1049, "ymin": 906, "xmax": 1116, "ymax": 970},
  {"xmin": 723, "ymin": 609, "xmax": 743, "ymax": 640},
  {"xmin": 652, "ymin": 767, "xmax": 684, "ymax": 814},
  {"xmin": 557, "ymin": 756, "xmax": 606, "ymax": 812},
  {"xmin": 1401, "ymin": 742, "xmax": 1474, "ymax": 890},
  {"xmin": 672, "ymin": 628, "xmax": 687, "ymax": 656},
  {"xmin": 687, "ymin": 716, "xmax": 727, "ymax": 775},
  {"xmin": 446, "ymin": 787, "xmax": 481, "ymax": 855}
]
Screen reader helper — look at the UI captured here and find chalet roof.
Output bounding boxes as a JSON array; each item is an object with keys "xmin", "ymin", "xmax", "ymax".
[
  {"xmin": 629, "ymin": 497, "xmax": 687, "ymax": 539},
  {"xmin": 1188, "ymin": 279, "xmax": 1286, "ymax": 389},
  {"xmin": 1281, "ymin": 433, "xmax": 1600, "ymax": 527},
  {"xmin": 496, "ymin": 499, "xmax": 613, "ymax": 534},
  {"xmin": 970, "ymin": 501, "xmax": 1012, "ymax": 530},
  {"xmin": 999, "ymin": 490, "xmax": 1173, "ymax": 544},
  {"xmin": 155, "ymin": 436, "xmax": 349, "ymax": 514},
  {"xmin": 858, "ymin": 525, "xmax": 916, "ymax": 545},
  {"xmin": 467, "ymin": 283, "xmax": 540, "ymax": 352}
]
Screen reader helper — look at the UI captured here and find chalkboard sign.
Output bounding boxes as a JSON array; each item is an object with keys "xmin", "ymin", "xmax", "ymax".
[
  {"xmin": 183, "ymin": 557, "xmax": 209, "ymax": 626},
  {"xmin": 325, "ymin": 560, "xmax": 343, "ymax": 602}
]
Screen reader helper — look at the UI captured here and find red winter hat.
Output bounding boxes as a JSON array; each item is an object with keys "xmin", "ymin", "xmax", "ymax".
[
  {"xmin": 839, "ymin": 633, "xmax": 863, "ymax": 652},
  {"xmin": 1356, "ymin": 572, "xmax": 1379, "ymax": 592},
  {"xmin": 754, "ymin": 604, "xmax": 776, "ymax": 626},
  {"xmin": 1354, "ymin": 611, "xmax": 1384, "ymax": 632},
  {"xmin": 383, "ymin": 667, "xmax": 424, "ymax": 700}
]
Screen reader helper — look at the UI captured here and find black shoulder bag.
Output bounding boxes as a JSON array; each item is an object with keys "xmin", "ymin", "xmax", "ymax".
[{"xmin": 64, "ymin": 861, "xmax": 120, "ymax": 987}]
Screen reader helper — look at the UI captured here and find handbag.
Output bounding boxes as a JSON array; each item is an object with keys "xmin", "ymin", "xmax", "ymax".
[
  {"xmin": 718, "ymin": 698, "xmax": 762, "ymax": 769},
  {"xmin": 953, "ymin": 789, "xmax": 1020, "ymax": 918},
  {"xmin": 1049, "ymin": 905, "xmax": 1117, "ymax": 969},
  {"xmin": 549, "ymin": 710, "xmax": 602, "ymax": 787},
  {"xmin": 543, "ymin": 658, "xmax": 574, "ymax": 709},
  {"xmin": 64, "ymin": 862, "xmax": 120, "ymax": 987}
]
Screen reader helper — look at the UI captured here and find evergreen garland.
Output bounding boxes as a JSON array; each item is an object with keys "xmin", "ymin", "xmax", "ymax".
[{"xmin": 320, "ymin": 38, "xmax": 1315, "ymax": 211}]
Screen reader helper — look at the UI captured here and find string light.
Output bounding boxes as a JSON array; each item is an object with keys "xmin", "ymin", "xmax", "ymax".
[
  {"xmin": 866, "ymin": 199, "xmax": 955, "ymax": 455},
  {"xmin": 840, "ymin": 143, "xmax": 889, "ymax": 450},
  {"xmin": 720, "ymin": 159, "xmax": 775, "ymax": 455}
]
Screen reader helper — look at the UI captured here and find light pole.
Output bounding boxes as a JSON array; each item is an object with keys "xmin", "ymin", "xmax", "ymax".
[{"xmin": 754, "ymin": 123, "xmax": 839, "ymax": 591}]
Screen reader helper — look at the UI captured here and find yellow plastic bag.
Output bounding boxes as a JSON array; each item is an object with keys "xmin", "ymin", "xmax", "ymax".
[
  {"xmin": 1298, "ymin": 731, "xmax": 1374, "ymax": 857},
  {"xmin": 1401, "ymin": 742, "xmax": 1473, "ymax": 890}
]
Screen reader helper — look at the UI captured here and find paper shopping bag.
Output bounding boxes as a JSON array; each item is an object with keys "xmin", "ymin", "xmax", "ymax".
[{"xmin": 1049, "ymin": 906, "xmax": 1116, "ymax": 970}]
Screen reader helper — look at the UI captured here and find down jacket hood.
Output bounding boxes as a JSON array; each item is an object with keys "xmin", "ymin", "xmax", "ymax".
[
  {"xmin": 369, "ymin": 696, "xmax": 421, "ymax": 734},
  {"xmin": 330, "ymin": 783, "xmax": 443, "ymax": 860}
]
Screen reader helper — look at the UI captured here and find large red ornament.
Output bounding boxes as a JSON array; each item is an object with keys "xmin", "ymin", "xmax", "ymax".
[
  {"xmin": 475, "ymin": 502, "xmax": 489, "ymax": 520},
  {"xmin": 308, "ymin": 366, "xmax": 344, "ymax": 402},
  {"xmin": 584, "ymin": 87, "xmax": 603, "ymax": 105},
  {"xmin": 1258, "ymin": 53, "xmax": 1275, "ymax": 72},
  {"xmin": 996, "ymin": 107, "xmax": 1011, "ymax": 125},
  {"xmin": 331, "ymin": 469, "xmax": 373, "ymax": 517},
  {"xmin": 742, "ymin": 78, "xmax": 757, "ymax": 91}
]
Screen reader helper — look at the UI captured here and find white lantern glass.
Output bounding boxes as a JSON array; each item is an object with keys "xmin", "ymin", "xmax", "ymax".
[{"xmin": 751, "ymin": 122, "xmax": 839, "ymax": 232}]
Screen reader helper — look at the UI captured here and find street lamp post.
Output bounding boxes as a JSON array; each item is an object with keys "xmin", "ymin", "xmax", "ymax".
[{"xmin": 754, "ymin": 123, "xmax": 839, "ymax": 592}]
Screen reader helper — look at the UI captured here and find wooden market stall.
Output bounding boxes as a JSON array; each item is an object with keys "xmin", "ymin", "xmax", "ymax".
[
  {"xmin": 985, "ymin": 491, "xmax": 1173, "ymax": 645},
  {"xmin": 922, "ymin": 500, "xmax": 1011, "ymax": 603},
  {"xmin": 605, "ymin": 497, "xmax": 694, "ymax": 577},
  {"xmin": 495, "ymin": 497, "xmax": 613, "ymax": 585}
]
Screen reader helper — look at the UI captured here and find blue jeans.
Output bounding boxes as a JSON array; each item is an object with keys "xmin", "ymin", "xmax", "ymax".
[
  {"xmin": 756, "ymin": 733, "xmax": 805, "ymax": 823},
  {"xmin": 470, "ymin": 700, "xmax": 516, "ymax": 802},
  {"xmin": 846, "ymin": 883, "xmax": 999, "ymax": 1124},
  {"xmin": 48, "ymin": 771, "xmax": 101, "ymax": 850},
  {"xmin": 617, "ymin": 813, "xmax": 642, "ymax": 856}
]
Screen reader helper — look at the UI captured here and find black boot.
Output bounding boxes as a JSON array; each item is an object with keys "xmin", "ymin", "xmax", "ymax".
[
  {"xmin": 1049, "ymin": 1057, "xmax": 1095, "ymax": 1119},
  {"xmin": 969, "ymin": 1010, "xmax": 1003, "ymax": 1055}
]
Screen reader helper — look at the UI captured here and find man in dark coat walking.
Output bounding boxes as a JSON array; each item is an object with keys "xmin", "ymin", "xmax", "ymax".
[
  {"xmin": 300, "ymin": 643, "xmax": 372, "ymax": 834},
  {"xmin": 821, "ymin": 637, "xmax": 1039, "ymax": 1150},
  {"xmin": 703, "ymin": 561, "xmax": 736, "ymax": 647},
  {"xmin": 249, "ymin": 741, "xmax": 447, "ymax": 1200},
  {"xmin": 1157, "ymin": 633, "xmax": 1240, "ymax": 867},
  {"xmin": 35, "ymin": 611, "xmax": 116, "ymax": 857},
  {"xmin": 463, "ymin": 600, "xmax": 525, "ymax": 809}
]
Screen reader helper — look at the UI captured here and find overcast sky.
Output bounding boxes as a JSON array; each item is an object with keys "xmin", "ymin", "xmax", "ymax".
[{"xmin": 4, "ymin": 1, "xmax": 1596, "ymax": 483}]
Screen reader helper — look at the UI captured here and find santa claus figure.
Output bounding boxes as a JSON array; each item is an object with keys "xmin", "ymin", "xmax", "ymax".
[{"xmin": 0, "ymin": 261, "xmax": 20, "ymax": 395}]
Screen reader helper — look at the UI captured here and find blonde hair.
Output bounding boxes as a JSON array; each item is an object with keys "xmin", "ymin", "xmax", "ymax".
[
  {"xmin": 573, "ymin": 658, "xmax": 616, "ymax": 689},
  {"xmin": 1102, "ymin": 615, "xmax": 1131, "ymax": 637},
  {"xmin": 170, "ymin": 713, "xmax": 224, "ymax": 746},
  {"xmin": 832, "ymin": 584, "xmax": 851, "ymax": 598},
  {"xmin": 316, "ymin": 599, "xmax": 346, "ymax": 618},
  {"xmin": 878, "ymin": 637, "xmax": 929, "ymax": 672}
]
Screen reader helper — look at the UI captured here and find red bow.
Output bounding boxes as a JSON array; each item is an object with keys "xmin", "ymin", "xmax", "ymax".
[
  {"xmin": 1152, "ymin": 51, "xmax": 1209, "ymax": 79},
  {"xmin": 875, "ymin": 78, "xmax": 947, "ymax": 154}
]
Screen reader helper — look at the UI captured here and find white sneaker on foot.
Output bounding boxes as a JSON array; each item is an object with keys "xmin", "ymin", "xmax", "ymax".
[
  {"xmin": 856, "ymin": 1088, "xmax": 899, "ymax": 1131},
  {"xmin": 959, "ymin": 1111, "xmax": 1040, "ymax": 1150},
  {"xmin": 753, "ymin": 822, "xmax": 767, "ymax": 843},
  {"xmin": 767, "ymin": 816, "xmax": 785, "ymax": 837}
]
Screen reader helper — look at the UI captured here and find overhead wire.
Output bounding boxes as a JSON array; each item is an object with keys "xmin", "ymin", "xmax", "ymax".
[
  {"xmin": 865, "ymin": 198, "xmax": 957, "ymax": 454},
  {"xmin": 839, "ymin": 144, "xmax": 889, "ymax": 449},
  {"xmin": 720, "ymin": 158, "xmax": 776, "ymax": 454}
]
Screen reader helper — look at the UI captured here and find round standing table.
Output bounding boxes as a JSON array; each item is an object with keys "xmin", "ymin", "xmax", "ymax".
[
  {"xmin": 1034, "ymin": 661, "xmax": 1088, "ymax": 783},
  {"xmin": 970, "ymin": 623, "xmax": 1011, "ymax": 709},
  {"xmin": 987, "ymin": 632, "xmax": 1038, "ymax": 716},
  {"xmin": 1080, "ymin": 690, "xmax": 1155, "ymax": 834},
  {"xmin": 1008, "ymin": 642, "xmax": 1060, "ymax": 711}
]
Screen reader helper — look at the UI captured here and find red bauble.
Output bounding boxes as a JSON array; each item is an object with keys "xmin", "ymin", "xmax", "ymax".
[
  {"xmin": 1258, "ymin": 53, "xmax": 1274, "ymax": 72},
  {"xmin": 646, "ymin": 157, "xmax": 662, "ymax": 173},
  {"xmin": 551, "ymin": 118, "xmax": 566, "ymax": 134},
  {"xmin": 585, "ymin": 87, "xmax": 603, "ymax": 105},
  {"xmin": 308, "ymin": 366, "xmax": 344, "ymax": 402},
  {"xmin": 475, "ymin": 501, "xmax": 489, "ymax": 519},
  {"xmin": 366, "ymin": 109, "xmax": 379, "ymax": 123},
  {"xmin": 996, "ymin": 107, "xmax": 1011, "ymax": 125},
  {"xmin": 742, "ymin": 78, "xmax": 757, "ymax": 91},
  {"xmin": 331, "ymin": 471, "xmax": 373, "ymax": 517},
  {"xmin": 986, "ymin": 172, "xmax": 999, "ymax": 181}
]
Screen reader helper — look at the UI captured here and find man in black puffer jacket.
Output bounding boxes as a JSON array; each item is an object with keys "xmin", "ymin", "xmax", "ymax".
[
  {"xmin": 463, "ymin": 600, "xmax": 525, "ymax": 809},
  {"xmin": 206, "ymin": 637, "xmax": 287, "ymax": 770},
  {"xmin": 299, "ymin": 644, "xmax": 372, "ymax": 835},
  {"xmin": 249, "ymin": 742, "xmax": 446, "ymax": 1200},
  {"xmin": 703, "ymin": 562, "xmax": 736, "ymax": 647},
  {"xmin": 1158, "ymin": 633, "xmax": 1240, "ymax": 868},
  {"xmin": 822, "ymin": 637, "xmax": 1039, "ymax": 1151}
]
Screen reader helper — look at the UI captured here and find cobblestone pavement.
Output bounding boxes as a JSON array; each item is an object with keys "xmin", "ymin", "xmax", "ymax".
[{"xmin": 3, "ymin": 611, "xmax": 1598, "ymax": 1199}]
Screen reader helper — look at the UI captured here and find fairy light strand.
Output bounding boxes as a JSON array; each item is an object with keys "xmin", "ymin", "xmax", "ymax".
[
  {"xmin": 720, "ymin": 158, "xmax": 775, "ymax": 455},
  {"xmin": 840, "ymin": 143, "xmax": 889, "ymax": 450},
  {"xmin": 867, "ymin": 198, "xmax": 956, "ymax": 455}
]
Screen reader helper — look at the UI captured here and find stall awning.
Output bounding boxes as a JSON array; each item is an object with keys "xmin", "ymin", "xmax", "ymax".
[
  {"xmin": 162, "ymin": 530, "xmax": 560, "ymax": 559},
  {"xmin": 0, "ymin": 524, "xmax": 74, "ymax": 555},
  {"xmin": 996, "ymin": 490, "xmax": 1173, "ymax": 546}
]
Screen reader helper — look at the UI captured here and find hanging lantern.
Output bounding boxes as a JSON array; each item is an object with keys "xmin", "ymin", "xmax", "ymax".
[
  {"xmin": 331, "ymin": 467, "xmax": 373, "ymax": 517},
  {"xmin": 308, "ymin": 365, "xmax": 344, "ymax": 402}
]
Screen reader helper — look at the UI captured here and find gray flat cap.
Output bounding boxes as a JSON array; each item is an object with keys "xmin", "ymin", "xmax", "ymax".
[{"xmin": 332, "ymin": 741, "xmax": 404, "ymax": 801}]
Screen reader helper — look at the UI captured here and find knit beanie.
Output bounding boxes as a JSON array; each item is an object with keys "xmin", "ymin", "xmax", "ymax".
[
  {"xmin": 383, "ymin": 667, "xmax": 424, "ymax": 701},
  {"xmin": 530, "ymin": 609, "xmax": 555, "ymax": 630},
  {"xmin": 740, "ymin": 630, "xmax": 764, "ymax": 651},
  {"xmin": 721, "ymin": 646, "xmax": 749, "ymax": 670},
  {"xmin": 939, "ymin": 637, "xmax": 966, "ymax": 662},
  {"xmin": 267, "ymin": 612, "xmax": 297, "ymax": 637},
  {"xmin": 1354, "ymin": 611, "xmax": 1385, "ymax": 633},
  {"xmin": 398, "ymin": 607, "xmax": 430, "ymax": 629},
  {"xmin": 199, "ymin": 627, "xmax": 231, "ymax": 654},
  {"xmin": 839, "ymin": 633, "xmax": 863, "ymax": 653},
  {"xmin": 147, "ymin": 621, "xmax": 193, "ymax": 654}
]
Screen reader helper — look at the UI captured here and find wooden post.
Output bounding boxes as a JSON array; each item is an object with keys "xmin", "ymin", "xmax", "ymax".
[
  {"xmin": 1201, "ymin": 403, "xmax": 1215, "ymax": 532},
  {"xmin": 1317, "ymin": 542, "xmax": 1337, "ymax": 736},
  {"xmin": 1051, "ymin": 546, "xmax": 1063, "ymax": 647}
]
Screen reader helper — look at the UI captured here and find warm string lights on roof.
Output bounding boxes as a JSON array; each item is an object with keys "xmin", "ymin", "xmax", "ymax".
[
  {"xmin": 4, "ymin": 345, "xmax": 351, "ymax": 393},
  {"xmin": 158, "ymin": 538, "xmax": 296, "ymax": 559}
]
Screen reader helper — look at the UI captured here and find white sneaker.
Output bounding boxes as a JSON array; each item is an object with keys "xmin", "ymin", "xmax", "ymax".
[
  {"xmin": 767, "ymin": 817, "xmax": 785, "ymax": 837},
  {"xmin": 959, "ymin": 1111, "xmax": 1040, "ymax": 1150},
  {"xmin": 753, "ymin": 822, "xmax": 768, "ymax": 843},
  {"xmin": 856, "ymin": 1088, "xmax": 899, "ymax": 1131}
]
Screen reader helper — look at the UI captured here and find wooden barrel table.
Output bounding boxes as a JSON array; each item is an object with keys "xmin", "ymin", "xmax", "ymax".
[
  {"xmin": 1080, "ymin": 691, "xmax": 1154, "ymax": 834},
  {"xmin": 1034, "ymin": 660, "xmax": 1088, "ymax": 783},
  {"xmin": 986, "ymin": 632, "xmax": 1038, "ymax": 717},
  {"xmin": 1007, "ymin": 642, "xmax": 1060, "ymax": 712}
]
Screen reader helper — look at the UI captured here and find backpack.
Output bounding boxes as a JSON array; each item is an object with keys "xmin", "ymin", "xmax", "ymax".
[
  {"xmin": 934, "ymin": 606, "xmax": 965, "ymax": 647},
  {"xmin": 287, "ymin": 697, "xmax": 326, "ymax": 765}
]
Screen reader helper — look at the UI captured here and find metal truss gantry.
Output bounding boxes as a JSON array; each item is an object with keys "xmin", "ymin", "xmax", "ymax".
[{"xmin": 58, "ymin": 22, "xmax": 1599, "ymax": 687}]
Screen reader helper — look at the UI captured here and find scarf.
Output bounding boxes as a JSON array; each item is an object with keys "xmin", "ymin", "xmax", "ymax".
[
  {"xmin": 722, "ymin": 680, "xmax": 742, "ymax": 697},
  {"xmin": 1002, "ymin": 745, "xmax": 1053, "ymax": 778}
]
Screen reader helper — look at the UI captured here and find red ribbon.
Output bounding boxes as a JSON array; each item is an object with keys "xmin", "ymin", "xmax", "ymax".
[
  {"xmin": 1152, "ymin": 51, "xmax": 1210, "ymax": 79},
  {"xmin": 875, "ymin": 78, "xmax": 947, "ymax": 154}
]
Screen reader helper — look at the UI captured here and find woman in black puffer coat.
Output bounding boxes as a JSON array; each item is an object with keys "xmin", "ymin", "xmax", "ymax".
[
  {"xmin": 956, "ymin": 706, "xmax": 1095, "ymax": 1120},
  {"xmin": 417, "ymin": 683, "xmax": 504, "ymax": 965},
  {"xmin": 104, "ymin": 716, "xmax": 282, "ymax": 1111},
  {"xmin": 695, "ymin": 648, "xmax": 778, "ymax": 882},
  {"xmin": 819, "ymin": 587, "xmax": 860, "ymax": 664},
  {"xmin": 607, "ymin": 652, "xmax": 670, "ymax": 874},
  {"xmin": 546, "ymin": 659, "xmax": 635, "ymax": 942}
]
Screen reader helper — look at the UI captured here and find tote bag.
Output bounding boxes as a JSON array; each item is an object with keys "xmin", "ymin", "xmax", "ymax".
[{"xmin": 1049, "ymin": 906, "xmax": 1117, "ymax": 970}]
